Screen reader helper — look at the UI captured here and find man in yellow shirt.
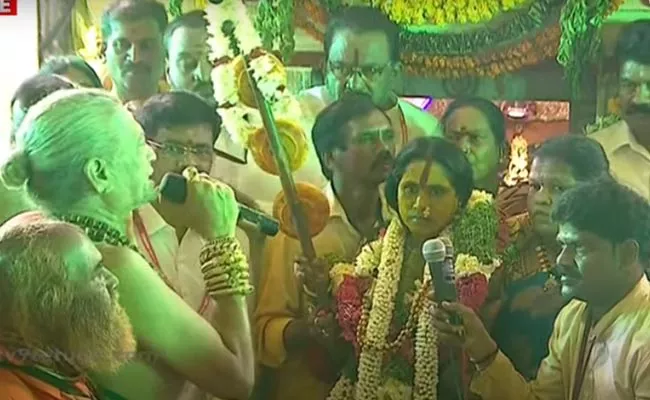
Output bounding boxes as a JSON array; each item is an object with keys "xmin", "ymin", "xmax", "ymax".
[
  {"xmin": 254, "ymin": 93, "xmax": 396, "ymax": 399},
  {"xmin": 434, "ymin": 177, "xmax": 650, "ymax": 399}
]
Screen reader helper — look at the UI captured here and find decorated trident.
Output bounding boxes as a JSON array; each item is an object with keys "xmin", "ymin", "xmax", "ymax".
[
  {"xmin": 205, "ymin": 0, "xmax": 331, "ymax": 311},
  {"xmin": 220, "ymin": 19, "xmax": 316, "ymax": 262}
]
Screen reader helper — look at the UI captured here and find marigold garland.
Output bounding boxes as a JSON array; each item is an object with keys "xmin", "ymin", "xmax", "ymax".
[
  {"xmin": 354, "ymin": 0, "xmax": 530, "ymax": 26},
  {"xmin": 557, "ymin": 0, "xmax": 626, "ymax": 97},
  {"xmin": 205, "ymin": 0, "xmax": 308, "ymax": 173}
]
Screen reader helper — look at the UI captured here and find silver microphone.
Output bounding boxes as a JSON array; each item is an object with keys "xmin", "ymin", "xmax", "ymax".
[{"xmin": 423, "ymin": 238, "xmax": 458, "ymax": 303}]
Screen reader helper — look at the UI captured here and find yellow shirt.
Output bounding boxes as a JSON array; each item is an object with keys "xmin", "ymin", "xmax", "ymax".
[
  {"xmin": 254, "ymin": 185, "xmax": 373, "ymax": 400},
  {"xmin": 590, "ymin": 120, "xmax": 650, "ymax": 200},
  {"xmin": 472, "ymin": 276, "xmax": 650, "ymax": 400},
  {"xmin": 211, "ymin": 86, "xmax": 442, "ymax": 215}
]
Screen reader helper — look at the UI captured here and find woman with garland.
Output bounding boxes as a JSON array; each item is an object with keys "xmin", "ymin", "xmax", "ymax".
[
  {"xmin": 484, "ymin": 135, "xmax": 610, "ymax": 379},
  {"xmin": 301, "ymin": 137, "xmax": 499, "ymax": 399},
  {"xmin": 1, "ymin": 89, "xmax": 255, "ymax": 400}
]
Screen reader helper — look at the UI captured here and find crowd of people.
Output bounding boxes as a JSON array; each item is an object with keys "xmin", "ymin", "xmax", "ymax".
[{"xmin": 1, "ymin": 0, "xmax": 650, "ymax": 399}]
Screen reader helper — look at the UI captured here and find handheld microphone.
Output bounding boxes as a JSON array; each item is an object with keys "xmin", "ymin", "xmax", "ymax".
[
  {"xmin": 159, "ymin": 172, "xmax": 280, "ymax": 236},
  {"xmin": 423, "ymin": 238, "xmax": 457, "ymax": 303}
]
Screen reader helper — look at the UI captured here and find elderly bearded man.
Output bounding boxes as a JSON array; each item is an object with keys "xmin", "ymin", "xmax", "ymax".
[
  {"xmin": 0, "ymin": 214, "xmax": 136, "ymax": 399},
  {"xmin": 1, "ymin": 89, "xmax": 254, "ymax": 400}
]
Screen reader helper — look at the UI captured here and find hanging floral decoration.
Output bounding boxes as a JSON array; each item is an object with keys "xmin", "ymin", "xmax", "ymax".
[
  {"xmin": 350, "ymin": 0, "xmax": 531, "ymax": 26},
  {"xmin": 327, "ymin": 190, "xmax": 499, "ymax": 399},
  {"xmin": 255, "ymin": 0, "xmax": 296, "ymax": 62},
  {"xmin": 205, "ymin": 0, "xmax": 308, "ymax": 175},
  {"xmin": 296, "ymin": 0, "xmax": 564, "ymax": 78},
  {"xmin": 294, "ymin": 0, "xmax": 625, "ymax": 79},
  {"xmin": 557, "ymin": 0, "xmax": 626, "ymax": 97}
]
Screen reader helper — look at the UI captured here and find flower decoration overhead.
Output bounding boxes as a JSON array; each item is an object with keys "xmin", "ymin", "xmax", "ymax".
[
  {"xmin": 204, "ymin": 0, "xmax": 307, "ymax": 174},
  {"xmin": 352, "ymin": 0, "xmax": 530, "ymax": 26},
  {"xmin": 294, "ymin": 0, "xmax": 626, "ymax": 79}
]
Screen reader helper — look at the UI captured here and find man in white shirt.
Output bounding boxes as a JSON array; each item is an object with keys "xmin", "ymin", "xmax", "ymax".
[
  {"xmin": 164, "ymin": 7, "xmax": 441, "ymax": 214},
  {"xmin": 590, "ymin": 20, "xmax": 650, "ymax": 199},
  {"xmin": 132, "ymin": 91, "xmax": 257, "ymax": 400},
  {"xmin": 297, "ymin": 6, "xmax": 442, "ymax": 198}
]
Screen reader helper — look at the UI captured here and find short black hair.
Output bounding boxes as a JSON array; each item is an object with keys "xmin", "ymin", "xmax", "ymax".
[
  {"xmin": 324, "ymin": 6, "xmax": 401, "ymax": 62},
  {"xmin": 39, "ymin": 55, "xmax": 103, "ymax": 88},
  {"xmin": 552, "ymin": 177, "xmax": 650, "ymax": 265},
  {"xmin": 312, "ymin": 93, "xmax": 386, "ymax": 180},
  {"xmin": 615, "ymin": 20, "xmax": 650, "ymax": 66},
  {"xmin": 10, "ymin": 74, "xmax": 75, "ymax": 140},
  {"xmin": 10, "ymin": 74, "xmax": 75, "ymax": 108},
  {"xmin": 101, "ymin": 0, "xmax": 168, "ymax": 41},
  {"xmin": 442, "ymin": 97, "xmax": 506, "ymax": 149},
  {"xmin": 533, "ymin": 135, "xmax": 610, "ymax": 181},
  {"xmin": 133, "ymin": 91, "xmax": 221, "ymax": 145},
  {"xmin": 164, "ymin": 10, "xmax": 206, "ymax": 52},
  {"xmin": 385, "ymin": 137, "xmax": 475, "ymax": 212}
]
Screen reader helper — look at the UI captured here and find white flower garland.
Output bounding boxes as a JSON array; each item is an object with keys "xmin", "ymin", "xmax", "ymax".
[
  {"xmin": 328, "ymin": 190, "xmax": 497, "ymax": 399},
  {"xmin": 205, "ymin": 0, "xmax": 303, "ymax": 148},
  {"xmin": 328, "ymin": 220, "xmax": 438, "ymax": 400}
]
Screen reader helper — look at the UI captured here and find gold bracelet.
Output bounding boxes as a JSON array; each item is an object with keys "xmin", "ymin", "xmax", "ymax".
[
  {"xmin": 200, "ymin": 238, "xmax": 253, "ymax": 298},
  {"xmin": 199, "ymin": 237, "xmax": 239, "ymax": 265}
]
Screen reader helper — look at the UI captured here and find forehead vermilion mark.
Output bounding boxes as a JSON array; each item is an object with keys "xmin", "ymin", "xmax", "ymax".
[
  {"xmin": 419, "ymin": 160, "xmax": 432, "ymax": 188},
  {"xmin": 353, "ymin": 48, "xmax": 359, "ymax": 66}
]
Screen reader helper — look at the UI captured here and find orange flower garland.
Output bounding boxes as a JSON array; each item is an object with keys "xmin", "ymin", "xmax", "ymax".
[
  {"xmin": 402, "ymin": 25, "xmax": 561, "ymax": 78},
  {"xmin": 273, "ymin": 182, "xmax": 331, "ymax": 239},
  {"xmin": 247, "ymin": 119, "xmax": 309, "ymax": 176}
]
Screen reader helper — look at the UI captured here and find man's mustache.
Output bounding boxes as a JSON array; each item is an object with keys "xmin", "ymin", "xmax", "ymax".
[
  {"xmin": 371, "ymin": 152, "xmax": 394, "ymax": 169},
  {"xmin": 124, "ymin": 63, "xmax": 150, "ymax": 74}
]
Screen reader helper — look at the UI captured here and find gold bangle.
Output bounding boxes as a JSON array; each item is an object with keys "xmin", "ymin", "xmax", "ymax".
[{"xmin": 200, "ymin": 238, "xmax": 252, "ymax": 298}]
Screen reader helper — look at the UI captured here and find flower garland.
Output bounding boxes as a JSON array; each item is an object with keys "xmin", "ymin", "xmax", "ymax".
[
  {"xmin": 205, "ymin": 0, "xmax": 307, "ymax": 172},
  {"xmin": 295, "ymin": 0, "xmax": 565, "ymax": 78},
  {"xmin": 352, "ymin": 0, "xmax": 530, "ymax": 26},
  {"xmin": 327, "ymin": 190, "xmax": 498, "ymax": 399},
  {"xmin": 255, "ymin": 0, "xmax": 295, "ymax": 62},
  {"xmin": 557, "ymin": 0, "xmax": 626, "ymax": 97}
]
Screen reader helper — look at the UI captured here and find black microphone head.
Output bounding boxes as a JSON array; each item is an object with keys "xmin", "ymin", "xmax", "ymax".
[
  {"xmin": 422, "ymin": 238, "xmax": 446, "ymax": 263},
  {"xmin": 160, "ymin": 173, "xmax": 188, "ymax": 204}
]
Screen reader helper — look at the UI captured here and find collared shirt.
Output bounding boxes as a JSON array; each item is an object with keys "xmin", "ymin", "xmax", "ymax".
[
  {"xmin": 131, "ymin": 204, "xmax": 251, "ymax": 400},
  {"xmin": 211, "ymin": 85, "xmax": 442, "ymax": 215},
  {"xmin": 132, "ymin": 204, "xmax": 251, "ymax": 311},
  {"xmin": 254, "ymin": 184, "xmax": 384, "ymax": 400},
  {"xmin": 590, "ymin": 120, "xmax": 650, "ymax": 200},
  {"xmin": 471, "ymin": 276, "xmax": 650, "ymax": 400}
]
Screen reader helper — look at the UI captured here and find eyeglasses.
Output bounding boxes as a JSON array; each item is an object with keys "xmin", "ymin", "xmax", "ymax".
[
  {"xmin": 327, "ymin": 62, "xmax": 391, "ymax": 80},
  {"xmin": 146, "ymin": 139, "xmax": 214, "ymax": 158}
]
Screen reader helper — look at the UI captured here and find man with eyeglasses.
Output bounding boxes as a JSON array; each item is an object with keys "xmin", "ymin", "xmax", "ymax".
[
  {"xmin": 131, "ymin": 91, "xmax": 254, "ymax": 400},
  {"xmin": 299, "ymin": 6, "xmax": 442, "ymax": 145}
]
